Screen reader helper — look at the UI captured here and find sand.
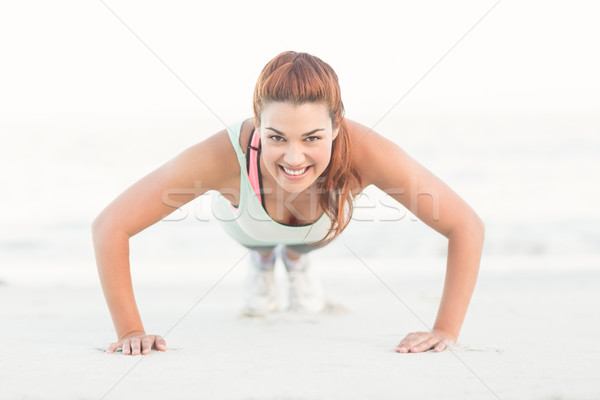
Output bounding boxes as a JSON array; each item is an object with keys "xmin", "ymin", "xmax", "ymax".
[{"xmin": 0, "ymin": 252, "xmax": 599, "ymax": 400}]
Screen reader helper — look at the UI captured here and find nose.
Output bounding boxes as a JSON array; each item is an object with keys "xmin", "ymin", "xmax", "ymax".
[{"xmin": 283, "ymin": 142, "xmax": 306, "ymax": 167}]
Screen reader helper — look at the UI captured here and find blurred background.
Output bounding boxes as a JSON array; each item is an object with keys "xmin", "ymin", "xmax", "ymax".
[{"xmin": 1, "ymin": 0, "xmax": 599, "ymax": 281}]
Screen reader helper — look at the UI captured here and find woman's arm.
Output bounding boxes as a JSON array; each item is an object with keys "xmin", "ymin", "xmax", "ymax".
[
  {"xmin": 346, "ymin": 119, "xmax": 485, "ymax": 353},
  {"xmin": 429, "ymin": 220, "xmax": 484, "ymax": 348},
  {"xmin": 92, "ymin": 128, "xmax": 238, "ymax": 355}
]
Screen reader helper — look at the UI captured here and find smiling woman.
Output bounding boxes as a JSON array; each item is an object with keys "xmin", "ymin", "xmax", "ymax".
[
  {"xmin": 251, "ymin": 52, "xmax": 363, "ymax": 246},
  {"xmin": 92, "ymin": 50, "xmax": 485, "ymax": 357}
]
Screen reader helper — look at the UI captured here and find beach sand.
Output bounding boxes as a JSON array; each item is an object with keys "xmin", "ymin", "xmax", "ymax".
[{"xmin": 1, "ymin": 252, "xmax": 598, "ymax": 400}]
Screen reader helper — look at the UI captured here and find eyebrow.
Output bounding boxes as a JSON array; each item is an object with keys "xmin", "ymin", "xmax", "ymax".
[{"xmin": 265, "ymin": 127, "xmax": 325, "ymax": 137}]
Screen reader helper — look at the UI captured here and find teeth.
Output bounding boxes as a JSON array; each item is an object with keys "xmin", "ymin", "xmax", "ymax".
[{"xmin": 282, "ymin": 166, "xmax": 308, "ymax": 176}]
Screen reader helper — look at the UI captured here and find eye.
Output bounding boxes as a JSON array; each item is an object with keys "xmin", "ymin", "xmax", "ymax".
[{"xmin": 267, "ymin": 135, "xmax": 320, "ymax": 143}]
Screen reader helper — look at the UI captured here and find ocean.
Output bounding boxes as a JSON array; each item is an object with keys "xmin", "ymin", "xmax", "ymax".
[{"xmin": 1, "ymin": 113, "xmax": 599, "ymax": 270}]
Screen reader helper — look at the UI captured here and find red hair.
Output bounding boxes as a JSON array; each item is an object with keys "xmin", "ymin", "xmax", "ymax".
[{"xmin": 252, "ymin": 51, "xmax": 362, "ymax": 246}]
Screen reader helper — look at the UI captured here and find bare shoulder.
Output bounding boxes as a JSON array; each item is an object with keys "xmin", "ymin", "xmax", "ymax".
[
  {"xmin": 176, "ymin": 126, "xmax": 242, "ymax": 192},
  {"xmin": 344, "ymin": 118, "xmax": 484, "ymax": 238},
  {"xmin": 344, "ymin": 118, "xmax": 409, "ymax": 189},
  {"xmin": 237, "ymin": 117, "xmax": 254, "ymax": 156}
]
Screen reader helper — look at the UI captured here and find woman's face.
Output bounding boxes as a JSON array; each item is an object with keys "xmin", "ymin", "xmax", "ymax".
[{"xmin": 258, "ymin": 102, "xmax": 338, "ymax": 195}]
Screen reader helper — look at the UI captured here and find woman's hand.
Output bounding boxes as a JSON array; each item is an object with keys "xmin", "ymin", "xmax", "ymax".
[
  {"xmin": 107, "ymin": 332, "xmax": 167, "ymax": 356},
  {"xmin": 395, "ymin": 329, "xmax": 455, "ymax": 353}
]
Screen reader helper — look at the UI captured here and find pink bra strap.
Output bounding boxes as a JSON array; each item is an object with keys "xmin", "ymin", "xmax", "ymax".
[{"xmin": 247, "ymin": 128, "xmax": 263, "ymax": 205}]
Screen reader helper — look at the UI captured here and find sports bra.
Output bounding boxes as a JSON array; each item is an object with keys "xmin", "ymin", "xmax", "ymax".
[{"xmin": 244, "ymin": 128, "xmax": 266, "ymax": 209}]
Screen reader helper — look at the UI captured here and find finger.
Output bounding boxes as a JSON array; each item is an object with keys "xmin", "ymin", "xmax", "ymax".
[
  {"xmin": 410, "ymin": 335, "xmax": 439, "ymax": 353},
  {"xmin": 434, "ymin": 336, "xmax": 455, "ymax": 352},
  {"xmin": 131, "ymin": 338, "xmax": 141, "ymax": 356},
  {"xmin": 396, "ymin": 333, "xmax": 422, "ymax": 353},
  {"xmin": 141, "ymin": 337, "xmax": 153, "ymax": 355},
  {"xmin": 106, "ymin": 342, "xmax": 123, "ymax": 354},
  {"xmin": 154, "ymin": 336, "xmax": 167, "ymax": 351},
  {"xmin": 396, "ymin": 338, "xmax": 417, "ymax": 353},
  {"xmin": 396, "ymin": 342, "xmax": 412, "ymax": 353},
  {"xmin": 395, "ymin": 338, "xmax": 409, "ymax": 353},
  {"xmin": 396, "ymin": 333, "xmax": 431, "ymax": 353},
  {"xmin": 402, "ymin": 336, "xmax": 427, "ymax": 353},
  {"xmin": 122, "ymin": 339, "xmax": 131, "ymax": 355},
  {"xmin": 434, "ymin": 341, "xmax": 448, "ymax": 352},
  {"xmin": 396, "ymin": 332, "xmax": 417, "ymax": 348}
]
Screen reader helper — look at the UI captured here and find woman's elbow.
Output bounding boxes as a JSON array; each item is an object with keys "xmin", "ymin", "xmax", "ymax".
[
  {"xmin": 91, "ymin": 213, "xmax": 108, "ymax": 241},
  {"xmin": 469, "ymin": 213, "xmax": 486, "ymax": 243},
  {"xmin": 91, "ymin": 210, "xmax": 122, "ymax": 240},
  {"xmin": 451, "ymin": 212, "xmax": 485, "ymax": 241},
  {"xmin": 474, "ymin": 213, "xmax": 485, "ymax": 236}
]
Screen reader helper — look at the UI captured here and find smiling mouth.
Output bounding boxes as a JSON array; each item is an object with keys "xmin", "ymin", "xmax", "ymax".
[{"xmin": 279, "ymin": 165, "xmax": 311, "ymax": 176}]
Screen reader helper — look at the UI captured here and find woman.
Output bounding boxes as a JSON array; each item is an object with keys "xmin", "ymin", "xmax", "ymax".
[{"xmin": 92, "ymin": 51, "xmax": 485, "ymax": 356}]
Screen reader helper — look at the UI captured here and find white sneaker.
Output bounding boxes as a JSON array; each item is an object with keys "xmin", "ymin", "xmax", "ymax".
[
  {"xmin": 279, "ymin": 246, "xmax": 325, "ymax": 314},
  {"xmin": 243, "ymin": 249, "xmax": 278, "ymax": 316}
]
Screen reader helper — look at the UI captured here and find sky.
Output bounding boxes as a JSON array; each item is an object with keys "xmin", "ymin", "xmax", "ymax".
[
  {"xmin": 0, "ymin": 1, "xmax": 599, "ymax": 258},
  {"xmin": 1, "ymin": 0, "xmax": 599, "ymax": 122}
]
